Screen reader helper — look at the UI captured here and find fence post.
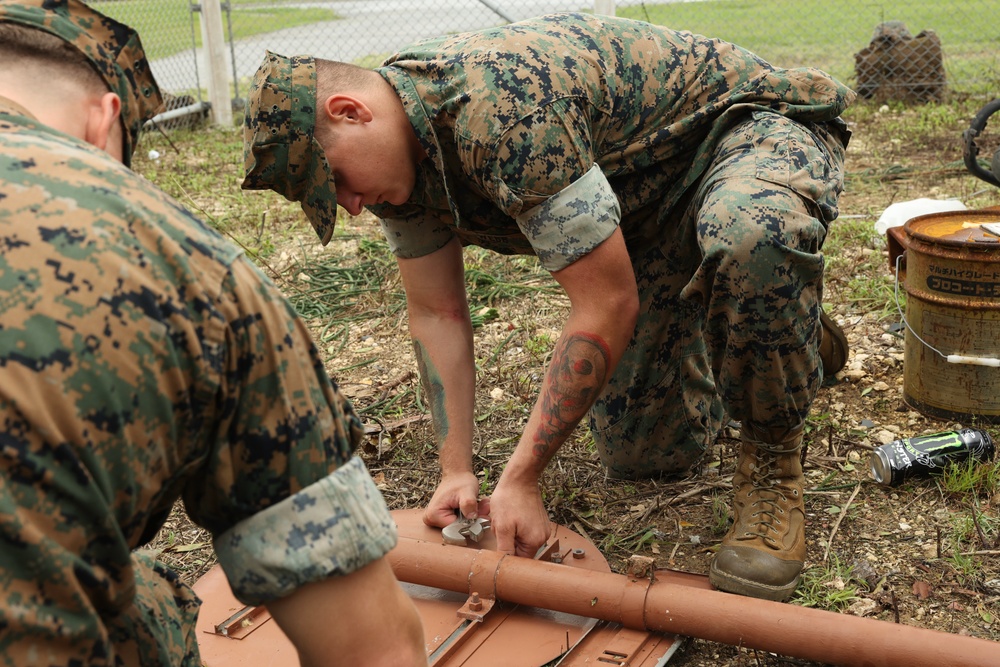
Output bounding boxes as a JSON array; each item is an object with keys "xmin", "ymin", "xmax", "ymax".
[
  {"xmin": 594, "ymin": 0, "xmax": 616, "ymax": 16},
  {"xmin": 198, "ymin": 0, "xmax": 233, "ymax": 126}
]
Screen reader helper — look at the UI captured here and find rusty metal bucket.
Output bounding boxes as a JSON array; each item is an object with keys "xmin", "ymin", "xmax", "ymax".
[{"xmin": 888, "ymin": 209, "xmax": 1000, "ymax": 423}]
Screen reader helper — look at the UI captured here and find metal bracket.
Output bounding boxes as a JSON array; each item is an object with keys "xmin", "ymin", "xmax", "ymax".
[
  {"xmin": 456, "ymin": 592, "xmax": 495, "ymax": 622},
  {"xmin": 210, "ymin": 604, "xmax": 271, "ymax": 639},
  {"xmin": 536, "ymin": 538, "xmax": 562, "ymax": 562},
  {"xmin": 626, "ymin": 555, "xmax": 657, "ymax": 581}
]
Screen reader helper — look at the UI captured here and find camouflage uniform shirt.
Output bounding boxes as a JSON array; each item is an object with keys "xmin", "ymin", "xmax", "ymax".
[
  {"xmin": 0, "ymin": 97, "xmax": 397, "ymax": 666},
  {"xmin": 371, "ymin": 12, "xmax": 854, "ymax": 270}
]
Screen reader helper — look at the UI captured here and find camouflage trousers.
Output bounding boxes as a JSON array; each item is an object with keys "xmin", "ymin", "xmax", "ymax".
[
  {"xmin": 591, "ymin": 111, "xmax": 849, "ymax": 479},
  {"xmin": 106, "ymin": 550, "xmax": 202, "ymax": 666}
]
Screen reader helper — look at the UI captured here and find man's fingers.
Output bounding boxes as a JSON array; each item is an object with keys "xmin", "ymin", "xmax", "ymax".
[
  {"xmin": 476, "ymin": 497, "xmax": 491, "ymax": 517},
  {"xmin": 516, "ymin": 537, "xmax": 543, "ymax": 559},
  {"xmin": 514, "ymin": 521, "xmax": 552, "ymax": 558},
  {"xmin": 422, "ymin": 505, "xmax": 456, "ymax": 528},
  {"xmin": 494, "ymin": 525, "xmax": 516, "ymax": 556},
  {"xmin": 459, "ymin": 498, "xmax": 479, "ymax": 520}
]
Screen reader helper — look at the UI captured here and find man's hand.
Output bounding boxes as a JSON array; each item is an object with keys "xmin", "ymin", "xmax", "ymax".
[
  {"xmin": 423, "ymin": 471, "xmax": 490, "ymax": 527},
  {"xmin": 488, "ymin": 475, "xmax": 552, "ymax": 557}
]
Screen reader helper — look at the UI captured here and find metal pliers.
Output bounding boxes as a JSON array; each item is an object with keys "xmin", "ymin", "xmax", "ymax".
[{"xmin": 442, "ymin": 512, "xmax": 492, "ymax": 546}]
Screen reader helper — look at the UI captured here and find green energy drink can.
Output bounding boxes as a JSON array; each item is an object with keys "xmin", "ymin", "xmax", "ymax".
[{"xmin": 870, "ymin": 429, "xmax": 995, "ymax": 487}]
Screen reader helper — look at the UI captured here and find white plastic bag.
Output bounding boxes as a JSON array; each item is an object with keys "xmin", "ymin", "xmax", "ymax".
[{"xmin": 874, "ymin": 198, "xmax": 966, "ymax": 235}]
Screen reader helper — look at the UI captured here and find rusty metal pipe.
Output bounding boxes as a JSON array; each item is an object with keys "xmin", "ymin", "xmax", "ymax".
[{"xmin": 387, "ymin": 537, "xmax": 1000, "ymax": 667}]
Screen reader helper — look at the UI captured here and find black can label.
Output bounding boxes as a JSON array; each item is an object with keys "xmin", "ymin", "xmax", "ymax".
[{"xmin": 872, "ymin": 429, "xmax": 995, "ymax": 487}]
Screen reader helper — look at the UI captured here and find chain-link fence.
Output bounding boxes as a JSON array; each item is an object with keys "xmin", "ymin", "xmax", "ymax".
[{"xmin": 92, "ymin": 0, "xmax": 999, "ymax": 123}]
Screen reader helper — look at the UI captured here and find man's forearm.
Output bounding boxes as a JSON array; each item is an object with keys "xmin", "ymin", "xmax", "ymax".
[
  {"xmin": 268, "ymin": 558, "xmax": 427, "ymax": 667},
  {"xmin": 396, "ymin": 239, "xmax": 479, "ymax": 477},
  {"xmin": 414, "ymin": 339, "xmax": 451, "ymax": 448},
  {"xmin": 504, "ymin": 226, "xmax": 638, "ymax": 480},
  {"xmin": 409, "ymin": 323, "xmax": 476, "ymax": 476},
  {"xmin": 508, "ymin": 329, "xmax": 612, "ymax": 477}
]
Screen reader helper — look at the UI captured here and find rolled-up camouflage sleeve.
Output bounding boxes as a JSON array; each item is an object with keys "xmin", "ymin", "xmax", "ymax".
[
  {"xmin": 181, "ymin": 256, "xmax": 394, "ymax": 601},
  {"xmin": 514, "ymin": 164, "xmax": 620, "ymax": 271},
  {"xmin": 479, "ymin": 96, "xmax": 621, "ymax": 269},
  {"xmin": 0, "ymin": 98, "xmax": 392, "ymax": 662},
  {"xmin": 377, "ymin": 205, "xmax": 456, "ymax": 259},
  {"xmin": 213, "ymin": 456, "xmax": 396, "ymax": 605}
]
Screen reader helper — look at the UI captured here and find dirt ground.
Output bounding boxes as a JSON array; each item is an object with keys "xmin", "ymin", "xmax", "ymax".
[{"xmin": 143, "ymin": 96, "xmax": 1000, "ymax": 666}]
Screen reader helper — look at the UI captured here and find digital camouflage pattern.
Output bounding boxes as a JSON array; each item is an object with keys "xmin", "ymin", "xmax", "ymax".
[
  {"xmin": 0, "ymin": 97, "xmax": 397, "ymax": 666},
  {"xmin": 366, "ymin": 12, "xmax": 854, "ymax": 476},
  {"xmin": 370, "ymin": 12, "xmax": 853, "ymax": 259},
  {"xmin": 591, "ymin": 112, "xmax": 847, "ymax": 477},
  {"xmin": 242, "ymin": 51, "xmax": 338, "ymax": 245},
  {"xmin": 238, "ymin": 12, "xmax": 854, "ymax": 477},
  {"xmin": 0, "ymin": 0, "xmax": 163, "ymax": 165},
  {"xmin": 214, "ymin": 456, "xmax": 397, "ymax": 605}
]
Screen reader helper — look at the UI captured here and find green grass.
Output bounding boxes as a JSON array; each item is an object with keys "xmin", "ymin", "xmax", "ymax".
[
  {"xmin": 710, "ymin": 493, "xmax": 729, "ymax": 536},
  {"xmin": 822, "ymin": 217, "xmax": 903, "ymax": 321},
  {"xmin": 462, "ymin": 248, "xmax": 558, "ymax": 332},
  {"xmin": 946, "ymin": 504, "xmax": 997, "ymax": 587},
  {"xmin": 92, "ymin": 0, "xmax": 338, "ymax": 61},
  {"xmin": 791, "ymin": 555, "xmax": 862, "ymax": 610},
  {"xmin": 621, "ymin": 0, "xmax": 1000, "ymax": 92},
  {"xmin": 525, "ymin": 333, "xmax": 555, "ymax": 359},
  {"xmin": 930, "ymin": 440, "xmax": 999, "ymax": 588},
  {"xmin": 947, "ymin": 548, "xmax": 984, "ymax": 587},
  {"xmin": 940, "ymin": 451, "xmax": 1000, "ymax": 498}
]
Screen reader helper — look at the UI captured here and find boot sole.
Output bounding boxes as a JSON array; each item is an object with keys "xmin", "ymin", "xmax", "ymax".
[
  {"xmin": 819, "ymin": 309, "xmax": 849, "ymax": 376},
  {"xmin": 708, "ymin": 561, "xmax": 800, "ymax": 602}
]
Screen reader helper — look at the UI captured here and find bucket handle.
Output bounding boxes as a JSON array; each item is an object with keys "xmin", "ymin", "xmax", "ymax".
[{"xmin": 893, "ymin": 254, "xmax": 1000, "ymax": 367}]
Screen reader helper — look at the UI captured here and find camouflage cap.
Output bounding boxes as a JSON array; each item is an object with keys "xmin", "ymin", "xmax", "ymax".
[
  {"xmin": 242, "ymin": 51, "xmax": 337, "ymax": 246},
  {"xmin": 0, "ymin": 0, "xmax": 164, "ymax": 166}
]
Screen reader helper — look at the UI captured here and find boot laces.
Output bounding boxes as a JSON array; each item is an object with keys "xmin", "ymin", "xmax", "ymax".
[{"xmin": 741, "ymin": 449, "xmax": 791, "ymax": 546}]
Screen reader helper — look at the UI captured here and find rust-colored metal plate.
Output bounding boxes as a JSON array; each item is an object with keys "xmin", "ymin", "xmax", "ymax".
[
  {"xmin": 191, "ymin": 565, "xmax": 292, "ymax": 667},
  {"xmin": 556, "ymin": 622, "xmax": 684, "ymax": 666},
  {"xmin": 192, "ymin": 509, "xmax": 682, "ymax": 666}
]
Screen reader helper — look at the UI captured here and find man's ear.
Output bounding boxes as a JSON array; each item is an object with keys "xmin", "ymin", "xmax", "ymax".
[
  {"xmin": 85, "ymin": 92, "xmax": 124, "ymax": 160},
  {"xmin": 322, "ymin": 94, "xmax": 373, "ymax": 125}
]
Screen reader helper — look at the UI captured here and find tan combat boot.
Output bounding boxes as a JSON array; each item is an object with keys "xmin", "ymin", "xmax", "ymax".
[{"xmin": 709, "ymin": 428, "xmax": 806, "ymax": 601}]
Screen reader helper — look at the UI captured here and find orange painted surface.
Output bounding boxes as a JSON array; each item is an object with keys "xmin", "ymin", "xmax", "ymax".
[
  {"xmin": 192, "ymin": 509, "xmax": 681, "ymax": 666},
  {"xmin": 193, "ymin": 508, "xmax": 1000, "ymax": 666}
]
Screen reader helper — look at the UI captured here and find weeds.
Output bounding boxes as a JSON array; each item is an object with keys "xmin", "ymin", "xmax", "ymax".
[
  {"xmin": 478, "ymin": 468, "xmax": 492, "ymax": 496},
  {"xmin": 940, "ymin": 454, "xmax": 1000, "ymax": 499},
  {"xmin": 464, "ymin": 251, "xmax": 557, "ymax": 308},
  {"xmin": 939, "ymin": 453, "xmax": 999, "ymax": 588},
  {"xmin": 710, "ymin": 494, "xmax": 730, "ymax": 536},
  {"xmin": 792, "ymin": 555, "xmax": 862, "ymax": 611},
  {"xmin": 823, "ymin": 217, "xmax": 903, "ymax": 320},
  {"xmin": 947, "ymin": 547, "xmax": 984, "ymax": 588},
  {"xmin": 525, "ymin": 333, "xmax": 555, "ymax": 359}
]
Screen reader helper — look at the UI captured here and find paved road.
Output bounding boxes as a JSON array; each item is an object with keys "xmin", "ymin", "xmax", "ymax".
[{"xmin": 150, "ymin": 0, "xmax": 599, "ymax": 94}]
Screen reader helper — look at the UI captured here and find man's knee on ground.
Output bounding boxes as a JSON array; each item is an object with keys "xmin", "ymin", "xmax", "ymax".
[{"xmin": 595, "ymin": 434, "xmax": 707, "ymax": 480}]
